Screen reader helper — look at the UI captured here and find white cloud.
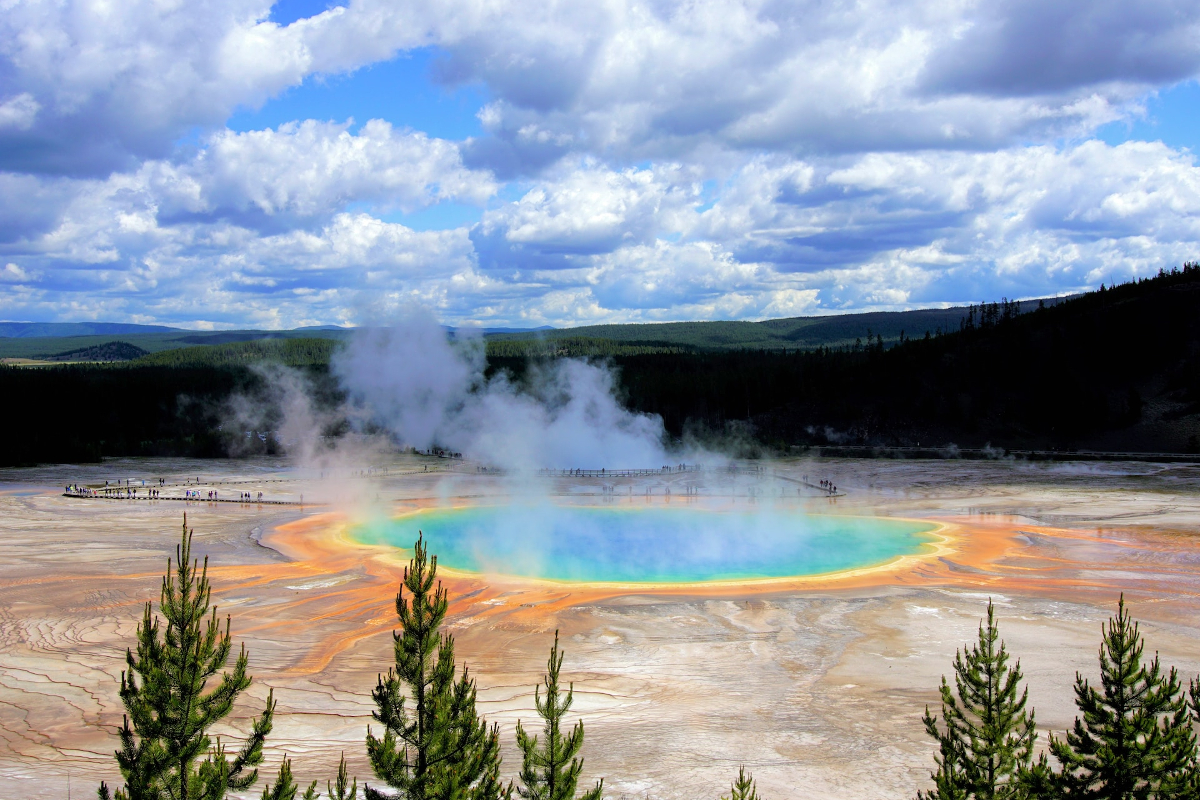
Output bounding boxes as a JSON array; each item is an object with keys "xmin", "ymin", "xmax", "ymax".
[
  {"xmin": 150, "ymin": 119, "xmax": 496, "ymax": 222},
  {"xmin": 0, "ymin": 118, "xmax": 494, "ymax": 257},
  {"xmin": 2, "ymin": 0, "xmax": 1200, "ymax": 326},
  {"xmin": 586, "ymin": 241, "xmax": 763, "ymax": 310},
  {"xmin": 438, "ymin": 0, "xmax": 1190, "ymax": 171},
  {"xmin": 1, "ymin": 262, "xmax": 34, "ymax": 283},
  {"xmin": 0, "ymin": 210, "xmax": 481, "ymax": 328},
  {"xmin": 472, "ymin": 163, "xmax": 697, "ymax": 270},
  {"xmin": 0, "ymin": 0, "xmax": 431, "ymax": 174},
  {"xmin": 3, "ymin": 138, "xmax": 1198, "ymax": 326},
  {"xmin": 0, "ymin": 93, "xmax": 39, "ymax": 130},
  {"xmin": 4, "ymin": 0, "xmax": 1197, "ymax": 179}
]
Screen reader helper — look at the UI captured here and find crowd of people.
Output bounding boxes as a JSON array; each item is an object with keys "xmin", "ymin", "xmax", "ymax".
[{"xmin": 63, "ymin": 479, "xmax": 269, "ymax": 503}]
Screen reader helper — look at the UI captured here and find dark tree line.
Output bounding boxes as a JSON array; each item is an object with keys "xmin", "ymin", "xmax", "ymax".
[
  {"xmin": 593, "ymin": 263, "xmax": 1200, "ymax": 452},
  {"xmin": 487, "ymin": 264, "xmax": 1200, "ymax": 454},
  {"xmin": 0, "ymin": 365, "xmax": 343, "ymax": 466},
  {"xmin": 5, "ymin": 264, "xmax": 1200, "ymax": 466}
]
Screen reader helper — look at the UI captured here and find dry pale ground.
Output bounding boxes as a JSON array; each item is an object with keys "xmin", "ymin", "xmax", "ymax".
[{"xmin": 2, "ymin": 455, "xmax": 1200, "ymax": 800}]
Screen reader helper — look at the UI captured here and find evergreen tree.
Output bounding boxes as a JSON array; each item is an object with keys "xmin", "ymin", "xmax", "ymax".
[
  {"xmin": 365, "ymin": 534, "xmax": 503, "ymax": 800},
  {"xmin": 1048, "ymin": 595, "xmax": 1194, "ymax": 798},
  {"xmin": 514, "ymin": 631, "xmax": 603, "ymax": 800},
  {"xmin": 721, "ymin": 766, "xmax": 761, "ymax": 800},
  {"xmin": 98, "ymin": 516, "xmax": 276, "ymax": 800},
  {"xmin": 257, "ymin": 751, "xmax": 358, "ymax": 800},
  {"xmin": 918, "ymin": 601, "xmax": 1037, "ymax": 800},
  {"xmin": 1184, "ymin": 679, "xmax": 1200, "ymax": 796},
  {"xmin": 329, "ymin": 753, "xmax": 359, "ymax": 800},
  {"xmin": 918, "ymin": 733, "xmax": 971, "ymax": 800},
  {"xmin": 260, "ymin": 757, "xmax": 318, "ymax": 800}
]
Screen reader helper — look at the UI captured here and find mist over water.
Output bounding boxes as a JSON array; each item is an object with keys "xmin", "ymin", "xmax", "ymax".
[
  {"xmin": 226, "ymin": 309, "xmax": 934, "ymax": 583},
  {"xmin": 356, "ymin": 505, "xmax": 937, "ymax": 583},
  {"xmin": 332, "ymin": 309, "xmax": 671, "ymax": 470}
]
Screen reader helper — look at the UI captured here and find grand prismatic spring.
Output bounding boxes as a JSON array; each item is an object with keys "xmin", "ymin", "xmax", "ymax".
[
  {"xmin": 356, "ymin": 505, "xmax": 938, "ymax": 583},
  {"xmin": 3, "ymin": 455, "xmax": 1200, "ymax": 800}
]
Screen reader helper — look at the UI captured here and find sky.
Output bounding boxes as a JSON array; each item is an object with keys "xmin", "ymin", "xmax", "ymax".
[{"xmin": 1, "ymin": 0, "xmax": 1198, "ymax": 329}]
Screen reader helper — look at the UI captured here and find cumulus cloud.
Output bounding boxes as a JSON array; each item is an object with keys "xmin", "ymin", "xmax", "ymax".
[
  {"xmin": 5, "ymin": 0, "xmax": 1197, "ymax": 179},
  {"xmin": 3, "ymin": 138, "xmax": 1199, "ymax": 326},
  {"xmin": 1, "ymin": 262, "xmax": 34, "ymax": 283},
  {"xmin": 471, "ymin": 163, "xmax": 697, "ymax": 271},
  {"xmin": 434, "ymin": 0, "xmax": 1189, "ymax": 170},
  {"xmin": 147, "ymin": 119, "xmax": 496, "ymax": 226},
  {"xmin": 2, "ymin": 0, "xmax": 1200, "ymax": 326},
  {"xmin": 0, "ymin": 0, "xmax": 441, "ymax": 175},
  {"xmin": 586, "ymin": 242, "xmax": 762, "ymax": 311},
  {"xmin": 493, "ymin": 139, "xmax": 1200, "ymax": 319},
  {"xmin": 0, "ymin": 118, "xmax": 492, "ymax": 249},
  {"xmin": 692, "ymin": 140, "xmax": 1200, "ymax": 294}
]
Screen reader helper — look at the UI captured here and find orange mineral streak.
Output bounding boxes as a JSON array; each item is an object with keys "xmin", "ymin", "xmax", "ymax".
[{"xmin": 174, "ymin": 503, "xmax": 1200, "ymax": 678}]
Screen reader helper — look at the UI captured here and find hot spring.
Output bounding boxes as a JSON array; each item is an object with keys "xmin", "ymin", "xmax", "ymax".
[{"xmin": 354, "ymin": 504, "xmax": 939, "ymax": 584}]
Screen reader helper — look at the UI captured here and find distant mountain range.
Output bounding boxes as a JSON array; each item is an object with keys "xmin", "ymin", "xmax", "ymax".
[
  {"xmin": 0, "ymin": 322, "xmax": 180, "ymax": 338},
  {"xmin": 0, "ymin": 321, "xmax": 556, "ymax": 339},
  {"xmin": 0, "ymin": 322, "xmax": 558, "ymax": 360},
  {"xmin": 0, "ymin": 302, "xmax": 1065, "ymax": 360}
]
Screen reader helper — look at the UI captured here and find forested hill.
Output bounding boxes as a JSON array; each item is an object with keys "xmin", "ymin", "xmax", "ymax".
[
  {"xmin": 586, "ymin": 264, "xmax": 1200, "ymax": 453},
  {"xmin": 48, "ymin": 341, "xmax": 149, "ymax": 362},
  {"xmin": 0, "ymin": 299, "xmax": 1061, "ymax": 360},
  {"xmin": 488, "ymin": 300, "xmax": 1059, "ymax": 351},
  {"xmin": 130, "ymin": 338, "xmax": 340, "ymax": 368}
]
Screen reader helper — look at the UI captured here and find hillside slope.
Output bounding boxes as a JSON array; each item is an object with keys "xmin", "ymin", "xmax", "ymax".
[
  {"xmin": 487, "ymin": 302, "xmax": 1061, "ymax": 351},
  {"xmin": 598, "ymin": 265, "xmax": 1200, "ymax": 452}
]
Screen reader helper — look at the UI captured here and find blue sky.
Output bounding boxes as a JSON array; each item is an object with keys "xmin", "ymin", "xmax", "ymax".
[
  {"xmin": 1, "ymin": 0, "xmax": 1199, "ymax": 329},
  {"xmin": 1096, "ymin": 81, "xmax": 1200, "ymax": 153}
]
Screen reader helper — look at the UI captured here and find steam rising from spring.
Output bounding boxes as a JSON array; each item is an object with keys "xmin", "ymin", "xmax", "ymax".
[{"xmin": 332, "ymin": 310, "xmax": 670, "ymax": 469}]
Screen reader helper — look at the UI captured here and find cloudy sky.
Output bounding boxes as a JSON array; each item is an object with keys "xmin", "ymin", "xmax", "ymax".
[{"xmin": 1, "ymin": 0, "xmax": 1198, "ymax": 329}]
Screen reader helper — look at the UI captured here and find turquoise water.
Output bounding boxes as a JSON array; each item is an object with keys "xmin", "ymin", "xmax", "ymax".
[{"xmin": 354, "ymin": 504, "xmax": 937, "ymax": 583}]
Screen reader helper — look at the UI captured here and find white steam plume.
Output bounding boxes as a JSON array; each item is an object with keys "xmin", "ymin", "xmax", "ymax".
[{"xmin": 332, "ymin": 309, "xmax": 670, "ymax": 469}]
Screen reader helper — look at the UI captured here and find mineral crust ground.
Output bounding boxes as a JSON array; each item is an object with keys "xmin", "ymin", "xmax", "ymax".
[{"xmin": 3, "ymin": 455, "xmax": 1200, "ymax": 800}]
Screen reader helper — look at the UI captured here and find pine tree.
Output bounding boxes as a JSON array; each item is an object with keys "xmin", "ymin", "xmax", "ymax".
[
  {"xmin": 260, "ymin": 757, "xmax": 318, "ymax": 800},
  {"xmin": 918, "ymin": 601, "xmax": 1037, "ymax": 800},
  {"xmin": 918, "ymin": 732, "xmax": 971, "ymax": 800},
  {"xmin": 257, "ymin": 751, "xmax": 358, "ymax": 800},
  {"xmin": 365, "ymin": 534, "xmax": 504, "ymax": 800},
  {"xmin": 514, "ymin": 631, "xmax": 603, "ymax": 800},
  {"xmin": 721, "ymin": 766, "xmax": 761, "ymax": 800},
  {"xmin": 1048, "ymin": 595, "xmax": 1195, "ymax": 798},
  {"xmin": 329, "ymin": 753, "xmax": 359, "ymax": 800},
  {"xmin": 98, "ymin": 516, "xmax": 276, "ymax": 800},
  {"xmin": 1184, "ymin": 679, "xmax": 1200, "ymax": 796}
]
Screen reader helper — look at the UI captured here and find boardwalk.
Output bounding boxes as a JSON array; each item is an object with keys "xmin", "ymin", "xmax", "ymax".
[
  {"xmin": 534, "ymin": 465, "xmax": 765, "ymax": 478},
  {"xmin": 62, "ymin": 491, "xmax": 309, "ymax": 506},
  {"xmin": 59, "ymin": 461, "xmax": 844, "ymax": 504}
]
